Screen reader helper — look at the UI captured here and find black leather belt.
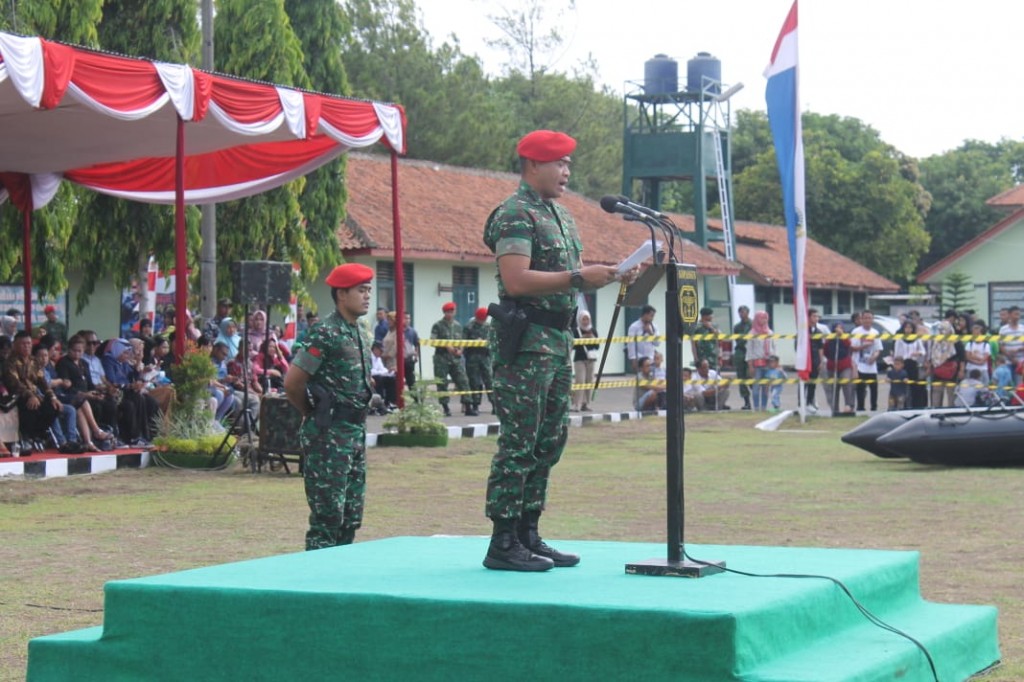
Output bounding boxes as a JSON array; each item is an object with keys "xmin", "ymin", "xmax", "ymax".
[{"xmin": 523, "ymin": 306, "xmax": 576, "ymax": 331}]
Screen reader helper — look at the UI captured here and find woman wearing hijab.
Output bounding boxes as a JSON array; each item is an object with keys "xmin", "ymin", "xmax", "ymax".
[
  {"xmin": 824, "ymin": 321, "xmax": 856, "ymax": 414},
  {"xmin": 746, "ymin": 311, "xmax": 775, "ymax": 411},
  {"xmin": 927, "ymin": 320, "xmax": 963, "ymax": 408},
  {"xmin": 215, "ymin": 317, "xmax": 241, "ymax": 359},
  {"xmin": 247, "ymin": 310, "xmax": 268, "ymax": 359},
  {"xmin": 101, "ymin": 338, "xmax": 159, "ymax": 446},
  {"xmin": 572, "ymin": 311, "xmax": 600, "ymax": 412}
]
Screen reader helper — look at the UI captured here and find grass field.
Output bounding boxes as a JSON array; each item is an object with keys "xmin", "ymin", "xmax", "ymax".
[{"xmin": 1, "ymin": 412, "xmax": 1020, "ymax": 680}]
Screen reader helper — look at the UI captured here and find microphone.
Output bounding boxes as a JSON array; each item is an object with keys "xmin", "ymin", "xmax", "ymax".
[
  {"xmin": 614, "ymin": 195, "xmax": 667, "ymax": 220},
  {"xmin": 599, "ymin": 195, "xmax": 647, "ymax": 220}
]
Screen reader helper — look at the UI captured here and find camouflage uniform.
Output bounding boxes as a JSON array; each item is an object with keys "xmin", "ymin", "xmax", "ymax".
[
  {"xmin": 483, "ymin": 180, "xmax": 581, "ymax": 520},
  {"xmin": 733, "ymin": 317, "xmax": 752, "ymax": 407},
  {"xmin": 291, "ymin": 311, "xmax": 372, "ymax": 551},
  {"xmin": 430, "ymin": 317, "xmax": 472, "ymax": 412},
  {"xmin": 691, "ymin": 321, "xmax": 721, "ymax": 369},
  {"xmin": 463, "ymin": 319, "xmax": 493, "ymax": 410}
]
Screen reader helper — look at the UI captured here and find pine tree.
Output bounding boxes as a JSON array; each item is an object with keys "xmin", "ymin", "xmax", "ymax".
[{"xmin": 941, "ymin": 271, "xmax": 974, "ymax": 314}]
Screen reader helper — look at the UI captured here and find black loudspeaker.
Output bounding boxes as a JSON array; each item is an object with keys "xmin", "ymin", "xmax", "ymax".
[{"xmin": 231, "ymin": 261, "xmax": 291, "ymax": 305}]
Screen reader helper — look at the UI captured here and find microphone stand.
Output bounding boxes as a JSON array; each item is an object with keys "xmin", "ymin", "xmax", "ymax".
[{"xmin": 624, "ymin": 212, "xmax": 725, "ymax": 578}]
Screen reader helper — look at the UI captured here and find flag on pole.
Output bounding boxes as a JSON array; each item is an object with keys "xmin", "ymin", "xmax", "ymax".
[{"xmin": 765, "ymin": 0, "xmax": 810, "ymax": 379}]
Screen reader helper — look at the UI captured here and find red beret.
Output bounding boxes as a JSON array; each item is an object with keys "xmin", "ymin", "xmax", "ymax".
[
  {"xmin": 324, "ymin": 263, "xmax": 374, "ymax": 289},
  {"xmin": 43, "ymin": 305, "xmax": 56, "ymax": 314},
  {"xmin": 442, "ymin": 302, "xmax": 456, "ymax": 313},
  {"xmin": 516, "ymin": 130, "xmax": 576, "ymax": 163},
  {"xmin": 475, "ymin": 307, "xmax": 488, "ymax": 321}
]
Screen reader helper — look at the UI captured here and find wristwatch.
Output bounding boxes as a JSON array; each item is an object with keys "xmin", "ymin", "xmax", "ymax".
[{"xmin": 570, "ymin": 269, "xmax": 584, "ymax": 291}]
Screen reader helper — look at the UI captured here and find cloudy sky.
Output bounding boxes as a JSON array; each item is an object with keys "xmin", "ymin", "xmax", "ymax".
[{"xmin": 416, "ymin": 0, "xmax": 1023, "ymax": 158}]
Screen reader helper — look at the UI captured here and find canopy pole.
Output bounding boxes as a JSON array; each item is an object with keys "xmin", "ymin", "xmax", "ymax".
[
  {"xmin": 22, "ymin": 210, "xmax": 32, "ymax": 333},
  {"xmin": 391, "ymin": 150, "xmax": 406, "ymax": 407},
  {"xmin": 174, "ymin": 115, "xmax": 188, "ymax": 361}
]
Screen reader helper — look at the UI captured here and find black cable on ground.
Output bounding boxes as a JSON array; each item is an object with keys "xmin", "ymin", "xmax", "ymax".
[{"xmin": 683, "ymin": 550, "xmax": 941, "ymax": 682}]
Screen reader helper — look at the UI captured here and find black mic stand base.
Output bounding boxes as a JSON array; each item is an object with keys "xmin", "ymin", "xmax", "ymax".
[{"xmin": 625, "ymin": 557, "xmax": 726, "ymax": 578}]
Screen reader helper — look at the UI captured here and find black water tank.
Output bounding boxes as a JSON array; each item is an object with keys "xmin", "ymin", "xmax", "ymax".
[
  {"xmin": 687, "ymin": 51, "xmax": 721, "ymax": 94},
  {"xmin": 644, "ymin": 54, "xmax": 678, "ymax": 95}
]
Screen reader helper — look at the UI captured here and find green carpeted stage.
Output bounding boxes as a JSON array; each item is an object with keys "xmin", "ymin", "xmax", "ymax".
[{"xmin": 27, "ymin": 537, "xmax": 998, "ymax": 681}]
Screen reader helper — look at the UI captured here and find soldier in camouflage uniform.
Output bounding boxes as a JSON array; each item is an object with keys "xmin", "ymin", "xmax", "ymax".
[
  {"xmin": 690, "ymin": 306, "xmax": 721, "ymax": 370},
  {"xmin": 481, "ymin": 129, "xmax": 620, "ymax": 572},
  {"xmin": 284, "ymin": 263, "xmax": 374, "ymax": 551},
  {"xmin": 462, "ymin": 307, "xmax": 493, "ymax": 416},
  {"xmin": 732, "ymin": 305, "xmax": 753, "ymax": 410},
  {"xmin": 430, "ymin": 302, "xmax": 472, "ymax": 417}
]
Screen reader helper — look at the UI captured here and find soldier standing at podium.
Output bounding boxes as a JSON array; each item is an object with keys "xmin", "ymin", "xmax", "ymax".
[{"xmin": 284, "ymin": 263, "xmax": 374, "ymax": 550}]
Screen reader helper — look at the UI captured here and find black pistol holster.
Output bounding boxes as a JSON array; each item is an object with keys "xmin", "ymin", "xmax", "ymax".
[
  {"xmin": 487, "ymin": 299, "xmax": 528, "ymax": 364},
  {"xmin": 308, "ymin": 384, "xmax": 336, "ymax": 429}
]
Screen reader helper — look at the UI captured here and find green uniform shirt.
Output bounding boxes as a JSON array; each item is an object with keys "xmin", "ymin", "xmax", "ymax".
[
  {"xmin": 291, "ymin": 311, "xmax": 372, "ymax": 411},
  {"xmin": 484, "ymin": 180, "xmax": 582, "ymax": 358},
  {"xmin": 430, "ymin": 318, "xmax": 463, "ymax": 343}
]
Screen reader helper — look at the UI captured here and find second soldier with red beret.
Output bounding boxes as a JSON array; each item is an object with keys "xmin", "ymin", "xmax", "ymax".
[
  {"xmin": 430, "ymin": 302, "xmax": 473, "ymax": 417},
  {"xmin": 462, "ymin": 306, "xmax": 494, "ymax": 417}
]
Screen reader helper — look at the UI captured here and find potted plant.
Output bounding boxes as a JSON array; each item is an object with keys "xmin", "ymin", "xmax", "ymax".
[
  {"xmin": 379, "ymin": 383, "xmax": 449, "ymax": 447},
  {"xmin": 152, "ymin": 345, "xmax": 236, "ymax": 468}
]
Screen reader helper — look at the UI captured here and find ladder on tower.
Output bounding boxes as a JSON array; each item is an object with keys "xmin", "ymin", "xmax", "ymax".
[{"xmin": 711, "ymin": 128, "xmax": 737, "ymax": 300}]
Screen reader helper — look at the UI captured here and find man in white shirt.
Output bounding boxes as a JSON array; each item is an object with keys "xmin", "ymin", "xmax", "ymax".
[
  {"xmin": 626, "ymin": 305, "xmax": 658, "ymax": 373},
  {"xmin": 694, "ymin": 358, "xmax": 731, "ymax": 410},
  {"xmin": 850, "ymin": 310, "xmax": 883, "ymax": 412}
]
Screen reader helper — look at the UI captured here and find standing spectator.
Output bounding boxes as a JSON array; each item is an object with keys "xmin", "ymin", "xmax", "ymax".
[
  {"xmin": 373, "ymin": 307, "xmax": 389, "ymax": 345},
  {"xmin": 203, "ymin": 298, "xmax": 233, "ymax": 345},
  {"xmin": 41, "ymin": 305, "xmax": 67, "ymax": 345},
  {"xmin": 824, "ymin": 321, "xmax": 855, "ymax": 415},
  {"xmin": 732, "ymin": 305, "xmax": 752, "ymax": 410},
  {"xmin": 746, "ymin": 310, "xmax": 775, "ymax": 411},
  {"xmin": 626, "ymin": 305, "xmax": 658, "ymax": 372},
  {"xmin": 893, "ymin": 318, "xmax": 927, "ymax": 409},
  {"xmin": 690, "ymin": 307, "xmax": 721, "ymax": 370},
  {"xmin": 430, "ymin": 302, "xmax": 472, "ymax": 417},
  {"xmin": 572, "ymin": 311, "xmax": 599, "ymax": 412},
  {"xmin": 886, "ymin": 357, "xmax": 909, "ymax": 411},
  {"xmin": 805, "ymin": 308, "xmax": 829, "ymax": 413},
  {"xmin": 402, "ymin": 312, "xmax": 420, "ymax": 387},
  {"xmin": 999, "ymin": 305, "xmax": 1024, "ymax": 384},
  {"xmin": 964, "ymin": 320, "xmax": 992, "ymax": 386},
  {"xmin": 764, "ymin": 355, "xmax": 787, "ymax": 412},
  {"xmin": 927, "ymin": 320, "xmax": 962, "ymax": 408},
  {"xmin": 462, "ymin": 307, "xmax": 492, "ymax": 417},
  {"xmin": 850, "ymin": 310, "xmax": 883, "ymax": 412}
]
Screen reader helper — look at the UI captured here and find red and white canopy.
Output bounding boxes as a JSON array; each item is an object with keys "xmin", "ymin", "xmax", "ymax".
[{"xmin": 0, "ymin": 30, "xmax": 406, "ymax": 211}]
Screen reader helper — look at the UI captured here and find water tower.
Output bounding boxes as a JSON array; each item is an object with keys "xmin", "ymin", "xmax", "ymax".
[{"xmin": 622, "ymin": 52, "xmax": 741, "ymax": 254}]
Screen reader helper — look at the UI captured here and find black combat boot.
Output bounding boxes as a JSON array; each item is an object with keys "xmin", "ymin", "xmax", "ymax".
[
  {"xmin": 483, "ymin": 518, "xmax": 554, "ymax": 572},
  {"xmin": 338, "ymin": 527, "xmax": 356, "ymax": 545},
  {"xmin": 442, "ymin": 403, "xmax": 452, "ymax": 417},
  {"xmin": 518, "ymin": 510, "xmax": 580, "ymax": 567}
]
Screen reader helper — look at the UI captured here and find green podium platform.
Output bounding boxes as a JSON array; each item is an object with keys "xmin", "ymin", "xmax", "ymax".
[{"xmin": 28, "ymin": 537, "xmax": 999, "ymax": 681}]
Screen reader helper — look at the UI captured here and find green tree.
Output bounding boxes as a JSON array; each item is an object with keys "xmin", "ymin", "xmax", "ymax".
[
  {"xmin": 918, "ymin": 139, "xmax": 1024, "ymax": 271},
  {"xmin": 0, "ymin": 0, "xmax": 103, "ymax": 297},
  {"xmin": 731, "ymin": 110, "xmax": 931, "ymax": 283},
  {"xmin": 214, "ymin": 0, "xmax": 317, "ymax": 298},
  {"xmin": 285, "ymin": 0, "xmax": 352, "ymax": 283},
  {"xmin": 70, "ymin": 0, "xmax": 202, "ymax": 312},
  {"xmin": 941, "ymin": 271, "xmax": 974, "ymax": 314}
]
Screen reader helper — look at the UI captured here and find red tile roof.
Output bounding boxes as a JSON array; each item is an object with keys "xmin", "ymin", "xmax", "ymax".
[
  {"xmin": 986, "ymin": 185, "xmax": 1024, "ymax": 208},
  {"xmin": 341, "ymin": 154, "xmax": 739, "ymax": 275},
  {"xmin": 341, "ymin": 153, "xmax": 897, "ymax": 291}
]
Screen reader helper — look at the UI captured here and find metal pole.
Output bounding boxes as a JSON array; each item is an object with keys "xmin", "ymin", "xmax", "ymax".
[{"xmin": 199, "ymin": 0, "xmax": 217, "ymax": 323}]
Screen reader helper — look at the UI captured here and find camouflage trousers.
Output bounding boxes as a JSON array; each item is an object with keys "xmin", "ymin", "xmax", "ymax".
[
  {"xmin": 434, "ymin": 355, "xmax": 471, "ymax": 407},
  {"xmin": 299, "ymin": 420, "xmax": 366, "ymax": 551},
  {"xmin": 733, "ymin": 351, "xmax": 751, "ymax": 402},
  {"xmin": 485, "ymin": 352, "xmax": 571, "ymax": 520},
  {"xmin": 465, "ymin": 352, "xmax": 493, "ymax": 408}
]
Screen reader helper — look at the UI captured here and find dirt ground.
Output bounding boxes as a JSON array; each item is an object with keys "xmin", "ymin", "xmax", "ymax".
[{"xmin": 1, "ymin": 413, "xmax": 1020, "ymax": 680}]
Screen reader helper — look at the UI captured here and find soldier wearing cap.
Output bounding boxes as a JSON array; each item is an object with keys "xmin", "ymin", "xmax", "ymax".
[
  {"xmin": 481, "ymin": 129, "xmax": 620, "ymax": 571},
  {"xmin": 284, "ymin": 263, "xmax": 374, "ymax": 550},
  {"xmin": 462, "ymin": 306, "xmax": 493, "ymax": 417},
  {"xmin": 430, "ymin": 302, "xmax": 472, "ymax": 417},
  {"xmin": 41, "ymin": 304, "xmax": 67, "ymax": 345}
]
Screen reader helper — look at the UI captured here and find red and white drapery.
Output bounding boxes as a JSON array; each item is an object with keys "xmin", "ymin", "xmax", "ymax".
[{"xmin": 0, "ymin": 31, "xmax": 406, "ymax": 360}]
